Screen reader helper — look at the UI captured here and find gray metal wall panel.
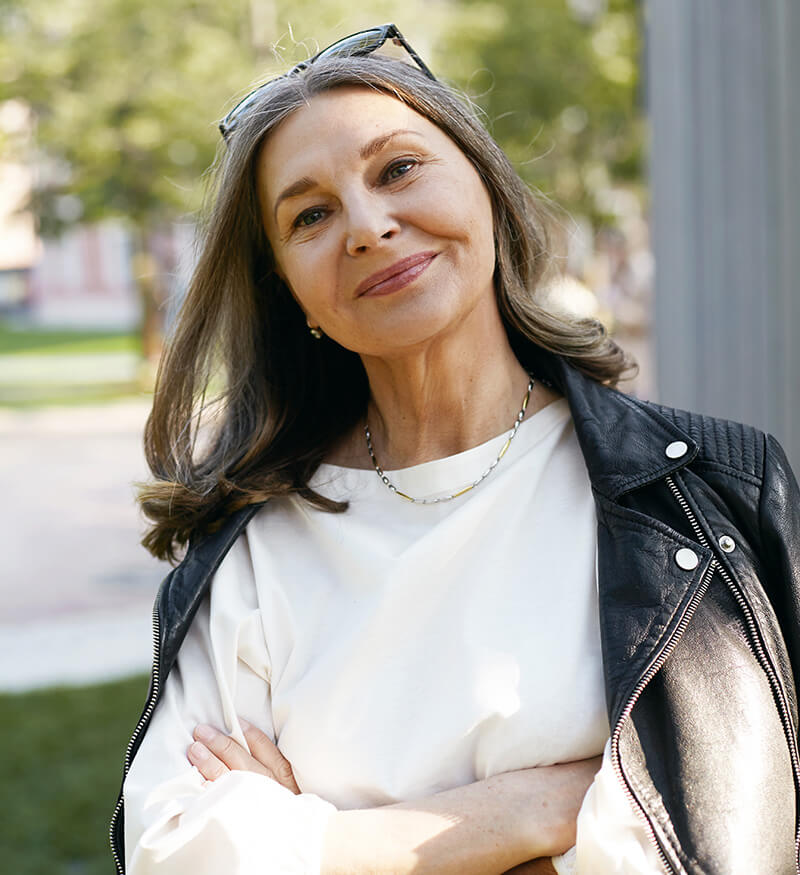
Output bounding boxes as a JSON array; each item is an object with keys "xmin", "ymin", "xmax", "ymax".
[{"xmin": 647, "ymin": 0, "xmax": 799, "ymax": 465}]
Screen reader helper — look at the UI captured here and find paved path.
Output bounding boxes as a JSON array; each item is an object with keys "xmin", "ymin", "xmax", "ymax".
[
  {"xmin": 0, "ymin": 400, "xmax": 170, "ymax": 690},
  {"xmin": 0, "ymin": 610, "xmax": 155, "ymax": 692}
]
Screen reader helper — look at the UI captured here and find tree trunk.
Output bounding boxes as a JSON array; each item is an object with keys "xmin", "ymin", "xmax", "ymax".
[{"xmin": 130, "ymin": 223, "xmax": 168, "ymax": 365}]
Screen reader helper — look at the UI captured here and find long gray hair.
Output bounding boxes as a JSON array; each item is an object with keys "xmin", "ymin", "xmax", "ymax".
[{"xmin": 139, "ymin": 54, "xmax": 633, "ymax": 562}]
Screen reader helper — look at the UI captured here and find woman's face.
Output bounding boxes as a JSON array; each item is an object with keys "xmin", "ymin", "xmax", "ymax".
[{"xmin": 256, "ymin": 87, "xmax": 498, "ymax": 358}]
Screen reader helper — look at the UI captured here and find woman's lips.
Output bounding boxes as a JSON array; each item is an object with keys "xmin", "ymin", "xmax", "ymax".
[{"xmin": 356, "ymin": 252, "xmax": 437, "ymax": 298}]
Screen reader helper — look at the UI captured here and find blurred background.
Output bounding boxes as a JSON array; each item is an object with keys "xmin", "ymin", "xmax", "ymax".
[{"xmin": 0, "ymin": 0, "xmax": 797, "ymax": 871}]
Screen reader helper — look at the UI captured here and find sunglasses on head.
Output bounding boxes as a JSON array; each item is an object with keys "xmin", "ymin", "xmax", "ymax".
[{"xmin": 218, "ymin": 23, "xmax": 437, "ymax": 142}]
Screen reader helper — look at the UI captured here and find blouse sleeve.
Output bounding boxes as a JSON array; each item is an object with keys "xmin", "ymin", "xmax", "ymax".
[
  {"xmin": 566, "ymin": 739, "xmax": 664, "ymax": 874},
  {"xmin": 123, "ymin": 533, "xmax": 337, "ymax": 874}
]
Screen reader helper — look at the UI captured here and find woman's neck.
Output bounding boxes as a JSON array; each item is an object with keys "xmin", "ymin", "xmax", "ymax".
[
  {"xmin": 326, "ymin": 314, "xmax": 560, "ymax": 470},
  {"xmin": 361, "ymin": 343, "xmax": 531, "ymax": 470}
]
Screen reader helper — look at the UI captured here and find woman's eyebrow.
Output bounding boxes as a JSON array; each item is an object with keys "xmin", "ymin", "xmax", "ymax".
[
  {"xmin": 273, "ymin": 130, "xmax": 425, "ymax": 219},
  {"xmin": 359, "ymin": 128, "xmax": 424, "ymax": 160},
  {"xmin": 273, "ymin": 176, "xmax": 316, "ymax": 220}
]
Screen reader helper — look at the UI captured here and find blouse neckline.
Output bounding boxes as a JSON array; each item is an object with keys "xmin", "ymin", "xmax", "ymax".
[{"xmin": 315, "ymin": 398, "xmax": 571, "ymax": 504}]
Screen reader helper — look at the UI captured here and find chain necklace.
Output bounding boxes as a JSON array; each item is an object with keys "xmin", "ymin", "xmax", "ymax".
[{"xmin": 364, "ymin": 376, "xmax": 534, "ymax": 504}]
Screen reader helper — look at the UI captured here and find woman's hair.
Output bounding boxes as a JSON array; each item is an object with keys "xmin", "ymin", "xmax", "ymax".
[{"xmin": 140, "ymin": 54, "xmax": 634, "ymax": 562}]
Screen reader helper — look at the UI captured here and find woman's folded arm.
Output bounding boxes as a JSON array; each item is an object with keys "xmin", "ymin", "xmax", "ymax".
[{"xmin": 319, "ymin": 758, "xmax": 598, "ymax": 875}]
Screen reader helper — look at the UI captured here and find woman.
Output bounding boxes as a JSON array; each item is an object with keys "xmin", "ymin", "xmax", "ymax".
[{"xmin": 111, "ymin": 26, "xmax": 800, "ymax": 875}]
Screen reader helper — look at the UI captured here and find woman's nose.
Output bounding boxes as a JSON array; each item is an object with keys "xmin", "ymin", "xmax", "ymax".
[{"xmin": 344, "ymin": 195, "xmax": 400, "ymax": 256}]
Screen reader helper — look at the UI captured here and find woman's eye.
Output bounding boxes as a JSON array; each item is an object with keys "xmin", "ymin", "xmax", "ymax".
[
  {"xmin": 294, "ymin": 207, "xmax": 326, "ymax": 228},
  {"xmin": 384, "ymin": 159, "xmax": 417, "ymax": 181}
]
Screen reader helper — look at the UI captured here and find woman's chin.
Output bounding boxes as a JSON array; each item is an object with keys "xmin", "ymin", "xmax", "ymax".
[
  {"xmin": 345, "ymin": 315, "xmax": 469, "ymax": 359},
  {"xmin": 346, "ymin": 288, "xmax": 486, "ymax": 356}
]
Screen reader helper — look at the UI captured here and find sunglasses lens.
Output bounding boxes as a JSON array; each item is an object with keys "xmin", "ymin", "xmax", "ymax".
[
  {"xmin": 316, "ymin": 28, "xmax": 387, "ymax": 61},
  {"xmin": 228, "ymin": 89, "xmax": 265, "ymax": 120},
  {"xmin": 220, "ymin": 86, "xmax": 267, "ymax": 138}
]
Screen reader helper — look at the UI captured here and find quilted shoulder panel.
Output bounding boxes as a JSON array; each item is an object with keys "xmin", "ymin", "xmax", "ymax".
[{"xmin": 644, "ymin": 402, "xmax": 764, "ymax": 481}]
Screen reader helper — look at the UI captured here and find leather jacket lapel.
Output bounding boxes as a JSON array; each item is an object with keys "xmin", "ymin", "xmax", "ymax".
[{"xmin": 594, "ymin": 492, "xmax": 714, "ymax": 727}]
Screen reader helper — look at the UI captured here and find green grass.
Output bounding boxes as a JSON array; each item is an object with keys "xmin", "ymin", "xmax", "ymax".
[
  {"xmin": 0, "ymin": 674, "xmax": 150, "ymax": 875},
  {"xmin": 0, "ymin": 322, "xmax": 141, "ymax": 356},
  {"xmin": 0, "ymin": 384, "xmax": 149, "ymax": 408}
]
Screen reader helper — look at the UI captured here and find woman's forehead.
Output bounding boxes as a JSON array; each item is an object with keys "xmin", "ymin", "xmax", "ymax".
[
  {"xmin": 270, "ymin": 87, "xmax": 428, "ymax": 146},
  {"xmin": 256, "ymin": 88, "xmax": 441, "ymax": 191}
]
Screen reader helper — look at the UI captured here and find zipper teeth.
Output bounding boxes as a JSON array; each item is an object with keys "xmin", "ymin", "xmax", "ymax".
[
  {"xmin": 611, "ymin": 561, "xmax": 715, "ymax": 874},
  {"xmin": 713, "ymin": 555, "xmax": 800, "ymax": 873},
  {"xmin": 109, "ymin": 602, "xmax": 162, "ymax": 875},
  {"xmin": 665, "ymin": 474, "xmax": 800, "ymax": 874},
  {"xmin": 665, "ymin": 476, "xmax": 709, "ymax": 548}
]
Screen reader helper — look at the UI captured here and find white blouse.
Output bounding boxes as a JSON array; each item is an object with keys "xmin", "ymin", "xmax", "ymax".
[{"xmin": 124, "ymin": 398, "xmax": 662, "ymax": 873}]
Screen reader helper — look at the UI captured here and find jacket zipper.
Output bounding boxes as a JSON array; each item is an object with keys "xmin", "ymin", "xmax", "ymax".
[
  {"xmin": 610, "ymin": 559, "xmax": 715, "ymax": 874},
  {"xmin": 664, "ymin": 474, "xmax": 800, "ymax": 874},
  {"xmin": 109, "ymin": 601, "xmax": 163, "ymax": 875}
]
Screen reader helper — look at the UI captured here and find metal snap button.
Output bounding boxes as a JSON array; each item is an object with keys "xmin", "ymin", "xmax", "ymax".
[
  {"xmin": 666, "ymin": 441, "xmax": 689, "ymax": 459},
  {"xmin": 718, "ymin": 534, "xmax": 736, "ymax": 553},
  {"xmin": 675, "ymin": 547, "xmax": 699, "ymax": 570}
]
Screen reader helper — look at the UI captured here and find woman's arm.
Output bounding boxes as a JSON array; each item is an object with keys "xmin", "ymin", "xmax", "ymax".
[
  {"xmin": 190, "ymin": 720, "xmax": 600, "ymax": 874},
  {"xmin": 322, "ymin": 761, "xmax": 596, "ymax": 875}
]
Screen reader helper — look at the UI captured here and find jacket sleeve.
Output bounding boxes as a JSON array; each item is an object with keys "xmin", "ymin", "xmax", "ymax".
[
  {"xmin": 123, "ymin": 536, "xmax": 336, "ymax": 874},
  {"xmin": 759, "ymin": 433, "xmax": 800, "ymax": 694}
]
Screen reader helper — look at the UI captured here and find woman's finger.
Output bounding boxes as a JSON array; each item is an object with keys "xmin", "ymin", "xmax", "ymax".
[
  {"xmin": 187, "ymin": 741, "xmax": 229, "ymax": 782},
  {"xmin": 192, "ymin": 724, "xmax": 271, "ymax": 777},
  {"xmin": 240, "ymin": 718, "xmax": 300, "ymax": 794}
]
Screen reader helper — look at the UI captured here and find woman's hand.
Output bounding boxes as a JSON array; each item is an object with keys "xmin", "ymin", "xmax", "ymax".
[
  {"xmin": 517, "ymin": 755, "xmax": 601, "ymax": 858},
  {"xmin": 187, "ymin": 719, "xmax": 300, "ymax": 794}
]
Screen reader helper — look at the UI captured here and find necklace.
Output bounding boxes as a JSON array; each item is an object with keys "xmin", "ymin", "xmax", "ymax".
[{"xmin": 364, "ymin": 376, "xmax": 534, "ymax": 504}]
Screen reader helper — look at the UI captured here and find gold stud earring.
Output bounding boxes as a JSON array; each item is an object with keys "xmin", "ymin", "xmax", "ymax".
[{"xmin": 307, "ymin": 320, "xmax": 323, "ymax": 340}]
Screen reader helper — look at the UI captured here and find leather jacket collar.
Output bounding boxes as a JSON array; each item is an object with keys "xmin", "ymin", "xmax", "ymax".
[{"xmin": 528, "ymin": 345, "xmax": 699, "ymax": 499}]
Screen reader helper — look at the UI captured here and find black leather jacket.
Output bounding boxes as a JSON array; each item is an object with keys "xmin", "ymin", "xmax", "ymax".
[{"xmin": 111, "ymin": 348, "xmax": 800, "ymax": 874}]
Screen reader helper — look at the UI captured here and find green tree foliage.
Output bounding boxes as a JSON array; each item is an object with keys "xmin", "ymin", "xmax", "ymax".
[
  {"xmin": 440, "ymin": 0, "xmax": 644, "ymax": 227},
  {"xmin": 0, "ymin": 0, "xmax": 256, "ymax": 231},
  {"xmin": 1, "ymin": 0, "xmax": 260, "ymax": 351}
]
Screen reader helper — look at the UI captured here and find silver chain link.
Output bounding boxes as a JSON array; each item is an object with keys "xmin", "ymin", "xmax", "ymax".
[{"xmin": 364, "ymin": 376, "xmax": 534, "ymax": 504}]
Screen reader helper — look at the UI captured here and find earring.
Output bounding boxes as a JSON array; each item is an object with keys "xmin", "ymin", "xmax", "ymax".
[{"xmin": 307, "ymin": 320, "xmax": 323, "ymax": 340}]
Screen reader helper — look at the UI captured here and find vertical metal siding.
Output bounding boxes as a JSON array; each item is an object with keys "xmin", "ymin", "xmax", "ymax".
[{"xmin": 646, "ymin": 0, "xmax": 799, "ymax": 465}]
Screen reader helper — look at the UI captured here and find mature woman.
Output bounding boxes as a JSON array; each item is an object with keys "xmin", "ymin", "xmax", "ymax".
[{"xmin": 111, "ymin": 25, "xmax": 800, "ymax": 875}]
